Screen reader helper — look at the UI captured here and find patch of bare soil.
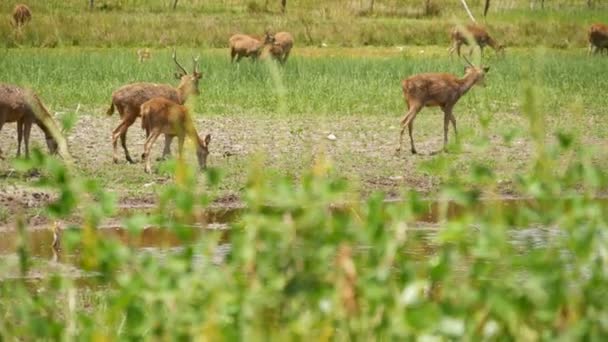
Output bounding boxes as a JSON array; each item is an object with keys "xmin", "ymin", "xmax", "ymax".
[{"xmin": 2, "ymin": 111, "xmax": 607, "ymax": 228}]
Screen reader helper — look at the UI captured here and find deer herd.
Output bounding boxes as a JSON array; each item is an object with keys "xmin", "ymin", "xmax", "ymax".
[{"xmin": 2, "ymin": 3, "xmax": 608, "ymax": 173}]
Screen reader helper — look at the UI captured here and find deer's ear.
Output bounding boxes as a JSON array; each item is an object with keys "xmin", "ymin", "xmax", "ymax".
[
  {"xmin": 204, "ymin": 134, "xmax": 211, "ymax": 146},
  {"xmin": 194, "ymin": 72, "xmax": 202, "ymax": 79},
  {"xmin": 483, "ymin": 66, "xmax": 490, "ymax": 73},
  {"xmin": 174, "ymin": 72, "xmax": 184, "ymax": 80}
]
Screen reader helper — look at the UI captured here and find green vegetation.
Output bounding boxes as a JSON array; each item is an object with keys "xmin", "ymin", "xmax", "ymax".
[{"xmin": 1, "ymin": 1, "xmax": 608, "ymax": 48}]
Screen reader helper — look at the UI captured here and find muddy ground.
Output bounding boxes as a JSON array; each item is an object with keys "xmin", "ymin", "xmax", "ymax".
[{"xmin": 1, "ymin": 110, "xmax": 607, "ymax": 229}]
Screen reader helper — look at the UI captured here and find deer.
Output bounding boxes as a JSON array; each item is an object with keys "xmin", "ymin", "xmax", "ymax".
[
  {"xmin": 137, "ymin": 48, "xmax": 151, "ymax": 62},
  {"xmin": 268, "ymin": 31, "xmax": 294, "ymax": 64},
  {"xmin": 449, "ymin": 24, "xmax": 504, "ymax": 57},
  {"xmin": 140, "ymin": 97, "xmax": 211, "ymax": 174},
  {"xmin": 229, "ymin": 32, "xmax": 275, "ymax": 63},
  {"xmin": 12, "ymin": 4, "xmax": 31, "ymax": 29},
  {"xmin": 106, "ymin": 50, "xmax": 201, "ymax": 164},
  {"xmin": 588, "ymin": 23, "xmax": 608, "ymax": 55},
  {"xmin": 396, "ymin": 57, "xmax": 489, "ymax": 154},
  {"xmin": 0, "ymin": 84, "xmax": 61, "ymax": 160}
]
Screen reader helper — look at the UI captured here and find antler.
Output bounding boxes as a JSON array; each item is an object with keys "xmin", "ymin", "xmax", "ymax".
[
  {"xmin": 192, "ymin": 55, "xmax": 200, "ymax": 74},
  {"xmin": 172, "ymin": 48, "xmax": 188, "ymax": 77},
  {"xmin": 462, "ymin": 55, "xmax": 475, "ymax": 68}
]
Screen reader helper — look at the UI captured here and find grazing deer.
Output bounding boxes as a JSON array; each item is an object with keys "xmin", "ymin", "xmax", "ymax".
[
  {"xmin": 588, "ymin": 23, "xmax": 608, "ymax": 55},
  {"xmin": 268, "ymin": 31, "xmax": 294, "ymax": 64},
  {"xmin": 0, "ymin": 84, "xmax": 60, "ymax": 159},
  {"xmin": 140, "ymin": 97, "xmax": 211, "ymax": 174},
  {"xmin": 107, "ymin": 50, "xmax": 201, "ymax": 164},
  {"xmin": 229, "ymin": 32, "xmax": 275, "ymax": 63},
  {"xmin": 397, "ymin": 57, "xmax": 489, "ymax": 154},
  {"xmin": 12, "ymin": 4, "xmax": 31, "ymax": 28},
  {"xmin": 449, "ymin": 24, "xmax": 504, "ymax": 57},
  {"xmin": 137, "ymin": 48, "xmax": 151, "ymax": 62}
]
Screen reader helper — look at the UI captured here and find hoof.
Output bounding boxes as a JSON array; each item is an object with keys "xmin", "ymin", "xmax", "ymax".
[
  {"xmin": 411, "ymin": 149, "xmax": 417, "ymax": 155},
  {"xmin": 126, "ymin": 157, "xmax": 136, "ymax": 164},
  {"xmin": 144, "ymin": 167, "xmax": 152, "ymax": 174}
]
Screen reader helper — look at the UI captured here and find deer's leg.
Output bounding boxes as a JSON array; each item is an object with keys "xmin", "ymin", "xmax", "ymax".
[
  {"xmin": 230, "ymin": 48, "xmax": 236, "ymax": 63},
  {"xmin": 17, "ymin": 120, "xmax": 23, "ymax": 157},
  {"xmin": 23, "ymin": 120, "xmax": 32, "ymax": 159},
  {"xmin": 456, "ymin": 42, "xmax": 462, "ymax": 57},
  {"xmin": 160, "ymin": 134, "xmax": 174, "ymax": 160},
  {"xmin": 441, "ymin": 105, "xmax": 456, "ymax": 152},
  {"xmin": 0, "ymin": 119, "xmax": 5, "ymax": 159},
  {"xmin": 177, "ymin": 134, "xmax": 186, "ymax": 160},
  {"xmin": 142, "ymin": 130, "xmax": 162, "ymax": 174},
  {"xmin": 112, "ymin": 114, "xmax": 137, "ymax": 164},
  {"xmin": 398, "ymin": 104, "xmax": 422, "ymax": 154}
]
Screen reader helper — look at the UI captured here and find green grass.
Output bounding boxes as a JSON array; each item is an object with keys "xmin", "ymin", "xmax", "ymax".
[{"xmin": 1, "ymin": 47, "xmax": 608, "ymax": 117}]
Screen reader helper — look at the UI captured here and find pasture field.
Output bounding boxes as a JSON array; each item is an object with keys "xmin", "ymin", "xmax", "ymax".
[{"xmin": 1, "ymin": 47, "xmax": 608, "ymax": 223}]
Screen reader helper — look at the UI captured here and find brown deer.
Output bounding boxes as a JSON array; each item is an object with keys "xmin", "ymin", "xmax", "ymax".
[
  {"xmin": 140, "ymin": 97, "xmax": 211, "ymax": 174},
  {"xmin": 12, "ymin": 4, "xmax": 31, "ymax": 28},
  {"xmin": 588, "ymin": 23, "xmax": 608, "ymax": 55},
  {"xmin": 449, "ymin": 24, "xmax": 504, "ymax": 57},
  {"xmin": 268, "ymin": 31, "xmax": 294, "ymax": 64},
  {"xmin": 107, "ymin": 50, "xmax": 201, "ymax": 164},
  {"xmin": 137, "ymin": 48, "xmax": 151, "ymax": 62},
  {"xmin": 229, "ymin": 32, "xmax": 275, "ymax": 63},
  {"xmin": 397, "ymin": 57, "xmax": 489, "ymax": 154},
  {"xmin": 0, "ymin": 84, "xmax": 60, "ymax": 159}
]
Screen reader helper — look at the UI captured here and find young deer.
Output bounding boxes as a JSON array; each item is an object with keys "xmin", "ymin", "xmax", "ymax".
[
  {"xmin": 107, "ymin": 50, "xmax": 201, "ymax": 164},
  {"xmin": 0, "ymin": 84, "xmax": 60, "ymax": 159},
  {"xmin": 12, "ymin": 4, "xmax": 32, "ymax": 28},
  {"xmin": 449, "ymin": 24, "xmax": 504, "ymax": 57},
  {"xmin": 268, "ymin": 31, "xmax": 294, "ymax": 64},
  {"xmin": 140, "ymin": 97, "xmax": 210, "ymax": 174},
  {"xmin": 588, "ymin": 23, "xmax": 608, "ymax": 55},
  {"xmin": 229, "ymin": 32, "xmax": 275, "ymax": 63},
  {"xmin": 397, "ymin": 57, "xmax": 489, "ymax": 154}
]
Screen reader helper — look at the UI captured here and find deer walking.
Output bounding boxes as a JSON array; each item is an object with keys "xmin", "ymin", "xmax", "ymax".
[
  {"xmin": 397, "ymin": 58, "xmax": 489, "ymax": 154},
  {"xmin": 588, "ymin": 23, "xmax": 608, "ymax": 55},
  {"xmin": 229, "ymin": 32, "xmax": 275, "ymax": 63},
  {"xmin": 107, "ymin": 50, "xmax": 201, "ymax": 164},
  {"xmin": 140, "ymin": 97, "xmax": 211, "ymax": 174},
  {"xmin": 449, "ymin": 24, "xmax": 504, "ymax": 57},
  {"xmin": 0, "ymin": 84, "xmax": 61, "ymax": 159},
  {"xmin": 12, "ymin": 4, "xmax": 31, "ymax": 28},
  {"xmin": 268, "ymin": 31, "xmax": 294, "ymax": 64}
]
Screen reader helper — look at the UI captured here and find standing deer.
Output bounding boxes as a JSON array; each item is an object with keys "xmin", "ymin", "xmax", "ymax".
[
  {"xmin": 107, "ymin": 50, "xmax": 201, "ymax": 164},
  {"xmin": 12, "ymin": 4, "xmax": 31, "ymax": 28},
  {"xmin": 268, "ymin": 31, "xmax": 294, "ymax": 64},
  {"xmin": 397, "ymin": 57, "xmax": 489, "ymax": 154},
  {"xmin": 0, "ymin": 84, "xmax": 60, "ymax": 159},
  {"xmin": 229, "ymin": 32, "xmax": 275, "ymax": 63},
  {"xmin": 588, "ymin": 23, "xmax": 608, "ymax": 55},
  {"xmin": 140, "ymin": 97, "xmax": 211, "ymax": 174},
  {"xmin": 449, "ymin": 24, "xmax": 504, "ymax": 57}
]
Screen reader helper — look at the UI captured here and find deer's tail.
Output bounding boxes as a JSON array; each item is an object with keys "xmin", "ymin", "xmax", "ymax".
[{"xmin": 106, "ymin": 101, "xmax": 115, "ymax": 116}]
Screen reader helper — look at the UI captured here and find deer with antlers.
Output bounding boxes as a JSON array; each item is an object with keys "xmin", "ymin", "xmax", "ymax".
[
  {"xmin": 107, "ymin": 50, "xmax": 201, "ymax": 164},
  {"xmin": 449, "ymin": 24, "xmax": 504, "ymax": 57},
  {"xmin": 0, "ymin": 84, "xmax": 62, "ymax": 160},
  {"xmin": 140, "ymin": 97, "xmax": 211, "ymax": 174},
  {"xmin": 396, "ymin": 57, "xmax": 489, "ymax": 154},
  {"xmin": 588, "ymin": 23, "xmax": 608, "ymax": 55}
]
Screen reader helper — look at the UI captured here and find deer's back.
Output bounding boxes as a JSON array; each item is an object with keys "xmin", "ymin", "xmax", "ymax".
[
  {"xmin": 403, "ymin": 73, "xmax": 460, "ymax": 107},
  {"xmin": 0, "ymin": 84, "xmax": 39, "ymax": 122},
  {"xmin": 141, "ymin": 98, "xmax": 188, "ymax": 135},
  {"xmin": 274, "ymin": 32, "xmax": 294, "ymax": 49},
  {"xmin": 111, "ymin": 83, "xmax": 181, "ymax": 113},
  {"xmin": 589, "ymin": 23, "xmax": 608, "ymax": 46},
  {"xmin": 453, "ymin": 24, "xmax": 490, "ymax": 44}
]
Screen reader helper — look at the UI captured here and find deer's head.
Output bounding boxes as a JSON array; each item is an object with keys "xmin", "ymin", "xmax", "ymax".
[
  {"xmin": 173, "ymin": 49, "xmax": 202, "ymax": 97},
  {"xmin": 463, "ymin": 56, "xmax": 490, "ymax": 87},
  {"xmin": 264, "ymin": 31, "xmax": 276, "ymax": 45}
]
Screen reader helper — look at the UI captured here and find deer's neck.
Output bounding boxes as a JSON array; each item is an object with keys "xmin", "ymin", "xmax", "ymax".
[
  {"xmin": 456, "ymin": 73, "xmax": 479, "ymax": 97},
  {"xmin": 34, "ymin": 119, "xmax": 53, "ymax": 139},
  {"xmin": 487, "ymin": 36, "xmax": 498, "ymax": 49},
  {"xmin": 176, "ymin": 84, "xmax": 192, "ymax": 104}
]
